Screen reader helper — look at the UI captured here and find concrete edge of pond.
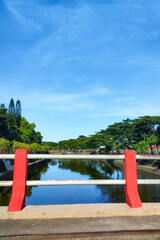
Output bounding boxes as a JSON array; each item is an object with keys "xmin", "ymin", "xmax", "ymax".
[
  {"xmin": 113, "ymin": 159, "xmax": 160, "ymax": 177},
  {"xmin": 1, "ymin": 203, "xmax": 160, "ymax": 220}
]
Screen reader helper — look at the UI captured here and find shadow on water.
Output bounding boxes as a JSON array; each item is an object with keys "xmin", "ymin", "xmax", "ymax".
[
  {"xmin": 0, "ymin": 159, "xmax": 160, "ymax": 206},
  {"xmin": 0, "ymin": 161, "xmax": 50, "ymax": 206}
]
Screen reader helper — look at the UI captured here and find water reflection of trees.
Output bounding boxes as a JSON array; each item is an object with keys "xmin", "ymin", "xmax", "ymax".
[
  {"xmin": 57, "ymin": 159, "xmax": 125, "ymax": 203},
  {"xmin": 98, "ymin": 185, "xmax": 125, "ymax": 203},
  {"xmin": 0, "ymin": 187, "xmax": 12, "ymax": 206},
  {"xmin": 114, "ymin": 162, "xmax": 160, "ymax": 203},
  {"xmin": 0, "ymin": 162, "xmax": 50, "ymax": 206},
  {"xmin": 1, "ymin": 159, "xmax": 159, "ymax": 205},
  {"xmin": 26, "ymin": 163, "xmax": 49, "ymax": 197},
  {"xmin": 0, "ymin": 171, "xmax": 13, "ymax": 206},
  {"xmin": 138, "ymin": 184, "xmax": 160, "ymax": 202},
  {"xmin": 58, "ymin": 160, "xmax": 120, "ymax": 179}
]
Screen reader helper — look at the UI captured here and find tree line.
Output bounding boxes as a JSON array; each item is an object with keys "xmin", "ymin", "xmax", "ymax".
[
  {"xmin": 54, "ymin": 116, "xmax": 160, "ymax": 154},
  {"xmin": 1, "ymin": 99, "xmax": 160, "ymax": 154},
  {"xmin": 0, "ymin": 99, "xmax": 49, "ymax": 152}
]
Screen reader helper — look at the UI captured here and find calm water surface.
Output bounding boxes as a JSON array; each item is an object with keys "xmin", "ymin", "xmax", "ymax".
[{"xmin": 0, "ymin": 159, "xmax": 160, "ymax": 206}]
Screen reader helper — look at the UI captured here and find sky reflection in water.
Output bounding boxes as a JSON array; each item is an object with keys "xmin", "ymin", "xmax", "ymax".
[{"xmin": 0, "ymin": 159, "xmax": 160, "ymax": 206}]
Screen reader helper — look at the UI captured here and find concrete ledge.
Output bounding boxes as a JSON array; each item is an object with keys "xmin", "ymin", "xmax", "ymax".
[
  {"xmin": 113, "ymin": 159, "xmax": 160, "ymax": 176},
  {"xmin": 1, "ymin": 203, "xmax": 160, "ymax": 220}
]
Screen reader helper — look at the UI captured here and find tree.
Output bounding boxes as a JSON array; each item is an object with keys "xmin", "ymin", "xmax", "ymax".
[
  {"xmin": 33, "ymin": 131, "xmax": 42, "ymax": 144},
  {"xmin": 86, "ymin": 135, "xmax": 100, "ymax": 152},
  {"xmin": 30, "ymin": 143, "xmax": 41, "ymax": 152},
  {"xmin": 6, "ymin": 99, "xmax": 19, "ymax": 141},
  {"xmin": 19, "ymin": 118, "xmax": 42, "ymax": 144},
  {"xmin": 43, "ymin": 141, "xmax": 58, "ymax": 149},
  {"xmin": 133, "ymin": 116, "xmax": 160, "ymax": 143},
  {"xmin": 78, "ymin": 135, "xmax": 86, "ymax": 139},
  {"xmin": 6, "ymin": 113, "xmax": 19, "ymax": 141},
  {"xmin": 15, "ymin": 99, "xmax": 21, "ymax": 127},
  {"xmin": 146, "ymin": 135, "xmax": 158, "ymax": 154},
  {"xmin": 0, "ymin": 104, "xmax": 7, "ymax": 113},
  {"xmin": 12, "ymin": 140, "xmax": 29, "ymax": 151},
  {"xmin": 0, "ymin": 99, "xmax": 43, "ymax": 145},
  {"xmin": 104, "ymin": 119, "xmax": 135, "ymax": 151},
  {"xmin": 0, "ymin": 104, "xmax": 9, "ymax": 139},
  {"xmin": 8, "ymin": 98, "xmax": 15, "ymax": 115},
  {"xmin": 58, "ymin": 140, "xmax": 70, "ymax": 150},
  {"xmin": 77, "ymin": 136, "xmax": 89, "ymax": 150}
]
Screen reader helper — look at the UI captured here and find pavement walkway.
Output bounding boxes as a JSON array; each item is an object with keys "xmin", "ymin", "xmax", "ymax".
[
  {"xmin": 1, "ymin": 203, "xmax": 160, "ymax": 239},
  {"xmin": 1, "ymin": 215, "xmax": 160, "ymax": 239}
]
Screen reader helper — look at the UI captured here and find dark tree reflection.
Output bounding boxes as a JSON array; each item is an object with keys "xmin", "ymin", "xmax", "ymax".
[
  {"xmin": 1, "ymin": 159, "xmax": 160, "ymax": 206},
  {"xmin": 0, "ymin": 161, "xmax": 50, "ymax": 206},
  {"xmin": 57, "ymin": 159, "xmax": 125, "ymax": 203}
]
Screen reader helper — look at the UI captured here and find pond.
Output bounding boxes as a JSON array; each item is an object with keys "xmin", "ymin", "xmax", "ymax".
[{"xmin": 0, "ymin": 159, "xmax": 160, "ymax": 206}]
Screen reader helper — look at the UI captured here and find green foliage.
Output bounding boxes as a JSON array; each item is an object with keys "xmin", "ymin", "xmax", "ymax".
[
  {"xmin": 0, "ymin": 104, "xmax": 7, "ymax": 112},
  {"xmin": 0, "ymin": 99, "xmax": 43, "ymax": 147},
  {"xmin": 19, "ymin": 118, "xmax": 35, "ymax": 143},
  {"xmin": 0, "ymin": 99, "xmax": 21, "ymax": 141},
  {"xmin": 43, "ymin": 141, "xmax": 58, "ymax": 149},
  {"xmin": 12, "ymin": 141, "xmax": 29, "ymax": 151},
  {"xmin": 133, "ymin": 116, "xmax": 160, "ymax": 142},
  {"xmin": 0, "ymin": 104, "xmax": 9, "ymax": 139},
  {"xmin": 0, "ymin": 138, "xmax": 10, "ymax": 150},
  {"xmin": 19, "ymin": 118, "xmax": 42, "ymax": 144},
  {"xmin": 29, "ymin": 143, "xmax": 50, "ymax": 152},
  {"xmin": 133, "ymin": 141, "xmax": 148, "ymax": 154},
  {"xmin": 40, "ymin": 145, "xmax": 50, "ymax": 152},
  {"xmin": 56, "ymin": 116, "xmax": 160, "ymax": 154},
  {"xmin": 86, "ymin": 135, "xmax": 100, "ymax": 151},
  {"xmin": 1, "ymin": 99, "xmax": 160, "ymax": 154},
  {"xmin": 34, "ymin": 131, "xmax": 43, "ymax": 144},
  {"xmin": 8, "ymin": 98, "xmax": 15, "ymax": 115},
  {"xmin": 29, "ymin": 143, "xmax": 41, "ymax": 152},
  {"xmin": 12, "ymin": 141, "xmax": 50, "ymax": 152},
  {"xmin": 15, "ymin": 99, "xmax": 21, "ymax": 127},
  {"xmin": 7, "ymin": 112, "xmax": 19, "ymax": 141}
]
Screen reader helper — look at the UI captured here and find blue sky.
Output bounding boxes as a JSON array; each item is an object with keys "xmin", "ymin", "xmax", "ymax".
[{"xmin": 1, "ymin": 0, "xmax": 160, "ymax": 142}]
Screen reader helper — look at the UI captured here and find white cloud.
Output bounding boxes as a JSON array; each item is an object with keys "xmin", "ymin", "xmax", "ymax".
[
  {"xmin": 1, "ymin": 0, "xmax": 160, "ymax": 123},
  {"xmin": 4, "ymin": 0, "xmax": 42, "ymax": 31},
  {"xmin": 113, "ymin": 97, "xmax": 135, "ymax": 103},
  {"xmin": 86, "ymin": 101, "xmax": 160, "ymax": 118},
  {"xmin": 0, "ymin": 86, "xmax": 110, "ymax": 113},
  {"xmin": 2, "ymin": 84, "xmax": 160, "ymax": 120}
]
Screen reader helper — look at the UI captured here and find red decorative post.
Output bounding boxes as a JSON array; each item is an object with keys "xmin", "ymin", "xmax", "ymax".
[
  {"xmin": 8, "ymin": 149, "xmax": 28, "ymax": 211},
  {"xmin": 124, "ymin": 150, "xmax": 142, "ymax": 208}
]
